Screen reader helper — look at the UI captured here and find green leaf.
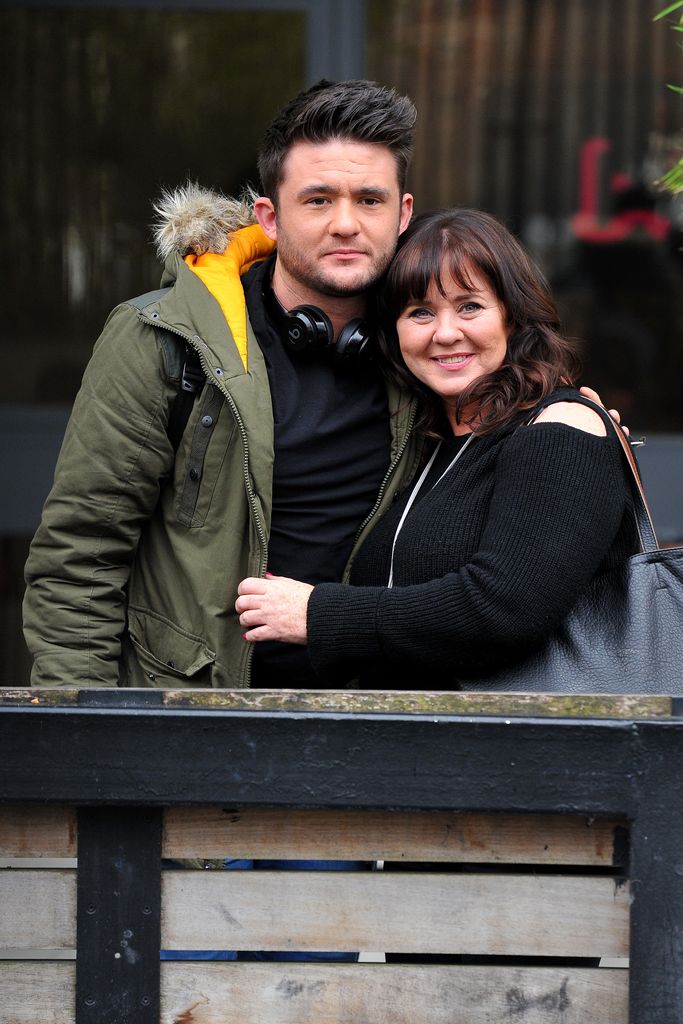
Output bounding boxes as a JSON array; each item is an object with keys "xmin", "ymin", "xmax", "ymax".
[
  {"xmin": 666, "ymin": 82, "xmax": 683, "ymax": 92},
  {"xmin": 654, "ymin": 0, "xmax": 683, "ymax": 20},
  {"xmin": 658, "ymin": 157, "xmax": 683, "ymax": 194}
]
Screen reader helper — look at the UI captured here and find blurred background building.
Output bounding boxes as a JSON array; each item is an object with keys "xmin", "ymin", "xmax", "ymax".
[{"xmin": 2, "ymin": 0, "xmax": 682, "ymax": 682}]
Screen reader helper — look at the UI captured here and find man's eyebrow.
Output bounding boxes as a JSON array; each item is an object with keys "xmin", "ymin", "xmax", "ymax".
[{"xmin": 296, "ymin": 184, "xmax": 392, "ymax": 199}]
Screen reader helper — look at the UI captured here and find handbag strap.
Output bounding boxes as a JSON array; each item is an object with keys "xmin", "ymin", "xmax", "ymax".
[
  {"xmin": 528, "ymin": 395, "xmax": 658, "ymax": 553},
  {"xmin": 598, "ymin": 405, "xmax": 658, "ymax": 552}
]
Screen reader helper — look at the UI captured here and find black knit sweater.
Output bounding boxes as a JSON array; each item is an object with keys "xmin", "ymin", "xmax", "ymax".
[{"xmin": 306, "ymin": 393, "xmax": 637, "ymax": 688}]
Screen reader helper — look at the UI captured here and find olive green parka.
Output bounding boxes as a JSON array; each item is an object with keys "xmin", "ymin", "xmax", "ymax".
[{"xmin": 23, "ymin": 186, "xmax": 420, "ymax": 688}]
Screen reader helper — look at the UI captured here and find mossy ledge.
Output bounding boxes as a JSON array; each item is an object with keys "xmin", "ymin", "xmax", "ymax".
[{"xmin": 1, "ymin": 687, "xmax": 672, "ymax": 719}]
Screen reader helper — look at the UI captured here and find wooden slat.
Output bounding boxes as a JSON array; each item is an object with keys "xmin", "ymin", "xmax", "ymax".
[
  {"xmin": 0, "ymin": 871, "xmax": 76, "ymax": 948},
  {"xmin": 163, "ymin": 807, "xmax": 624, "ymax": 865},
  {"xmin": 161, "ymin": 963, "xmax": 628, "ymax": 1024},
  {"xmin": 0, "ymin": 961, "xmax": 629, "ymax": 1024},
  {"xmin": 161, "ymin": 871, "xmax": 629, "ymax": 958},
  {"xmin": 0, "ymin": 963, "xmax": 75, "ymax": 1024},
  {"xmin": 1, "ymin": 687, "xmax": 673, "ymax": 719},
  {"xmin": 0, "ymin": 805, "xmax": 76, "ymax": 857}
]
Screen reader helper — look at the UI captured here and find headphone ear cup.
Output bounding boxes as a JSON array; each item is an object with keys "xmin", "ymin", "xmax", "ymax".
[
  {"xmin": 334, "ymin": 318, "xmax": 372, "ymax": 363},
  {"xmin": 265, "ymin": 285, "xmax": 371, "ymax": 362},
  {"xmin": 283, "ymin": 305, "xmax": 333, "ymax": 353}
]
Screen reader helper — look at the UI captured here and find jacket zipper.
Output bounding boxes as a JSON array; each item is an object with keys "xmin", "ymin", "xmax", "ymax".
[
  {"xmin": 344, "ymin": 401, "xmax": 417, "ymax": 583},
  {"xmin": 140, "ymin": 314, "xmax": 268, "ymax": 684}
]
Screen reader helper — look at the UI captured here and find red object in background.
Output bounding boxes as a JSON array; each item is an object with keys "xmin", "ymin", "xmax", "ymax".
[{"xmin": 571, "ymin": 137, "xmax": 670, "ymax": 243}]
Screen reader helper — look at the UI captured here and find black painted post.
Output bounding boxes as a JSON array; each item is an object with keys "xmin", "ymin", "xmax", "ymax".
[
  {"xmin": 76, "ymin": 806, "xmax": 162, "ymax": 1024},
  {"xmin": 628, "ymin": 723, "xmax": 683, "ymax": 1023}
]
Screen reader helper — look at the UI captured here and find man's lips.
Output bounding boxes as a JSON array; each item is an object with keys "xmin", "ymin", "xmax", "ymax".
[{"xmin": 324, "ymin": 249, "xmax": 367, "ymax": 259}]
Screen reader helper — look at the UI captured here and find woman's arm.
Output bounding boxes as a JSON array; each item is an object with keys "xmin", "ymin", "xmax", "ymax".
[
  {"xmin": 305, "ymin": 422, "xmax": 629, "ymax": 676},
  {"xmin": 236, "ymin": 420, "xmax": 630, "ymax": 676}
]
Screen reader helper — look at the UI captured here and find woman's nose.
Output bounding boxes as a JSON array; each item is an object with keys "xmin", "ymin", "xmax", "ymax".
[{"xmin": 433, "ymin": 314, "xmax": 463, "ymax": 343}]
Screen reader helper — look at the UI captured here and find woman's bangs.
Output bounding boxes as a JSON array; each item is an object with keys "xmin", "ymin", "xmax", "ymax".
[
  {"xmin": 390, "ymin": 230, "xmax": 483, "ymax": 310},
  {"xmin": 435, "ymin": 237, "xmax": 483, "ymax": 297}
]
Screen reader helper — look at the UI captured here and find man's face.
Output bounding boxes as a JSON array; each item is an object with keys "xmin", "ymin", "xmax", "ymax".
[{"xmin": 254, "ymin": 139, "xmax": 413, "ymax": 303}]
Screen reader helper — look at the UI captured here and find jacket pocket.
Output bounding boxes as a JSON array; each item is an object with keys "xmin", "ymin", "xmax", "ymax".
[
  {"xmin": 127, "ymin": 606, "xmax": 216, "ymax": 685},
  {"xmin": 175, "ymin": 384, "xmax": 234, "ymax": 528}
]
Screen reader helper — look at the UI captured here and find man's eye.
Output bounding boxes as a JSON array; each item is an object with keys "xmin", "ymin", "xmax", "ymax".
[
  {"xmin": 307, "ymin": 197, "xmax": 329, "ymax": 206},
  {"xmin": 360, "ymin": 197, "xmax": 381, "ymax": 206}
]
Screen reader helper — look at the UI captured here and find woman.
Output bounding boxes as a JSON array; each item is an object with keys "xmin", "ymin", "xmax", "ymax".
[{"xmin": 235, "ymin": 209, "xmax": 636, "ymax": 688}]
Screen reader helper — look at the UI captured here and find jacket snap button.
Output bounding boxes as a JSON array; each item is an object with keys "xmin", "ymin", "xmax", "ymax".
[
  {"xmin": 214, "ymin": 367, "xmax": 224, "ymax": 377},
  {"xmin": 189, "ymin": 467, "xmax": 200, "ymax": 482},
  {"xmin": 201, "ymin": 415, "xmax": 213, "ymax": 428},
  {"xmin": 147, "ymin": 672, "xmax": 156, "ymax": 681}
]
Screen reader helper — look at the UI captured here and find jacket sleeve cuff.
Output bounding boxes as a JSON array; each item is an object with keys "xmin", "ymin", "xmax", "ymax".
[{"xmin": 307, "ymin": 583, "xmax": 385, "ymax": 678}]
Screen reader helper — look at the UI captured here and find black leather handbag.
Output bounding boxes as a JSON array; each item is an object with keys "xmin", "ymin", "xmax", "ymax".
[{"xmin": 467, "ymin": 408, "xmax": 683, "ymax": 694}]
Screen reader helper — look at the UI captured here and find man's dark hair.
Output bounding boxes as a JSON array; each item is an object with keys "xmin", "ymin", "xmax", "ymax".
[{"xmin": 257, "ymin": 79, "xmax": 416, "ymax": 200}]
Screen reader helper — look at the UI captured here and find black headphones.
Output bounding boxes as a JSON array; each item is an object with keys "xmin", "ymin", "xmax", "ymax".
[{"xmin": 264, "ymin": 283, "xmax": 374, "ymax": 365}]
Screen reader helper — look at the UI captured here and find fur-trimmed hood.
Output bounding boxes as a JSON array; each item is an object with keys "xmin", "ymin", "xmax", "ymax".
[{"xmin": 152, "ymin": 181, "xmax": 258, "ymax": 261}]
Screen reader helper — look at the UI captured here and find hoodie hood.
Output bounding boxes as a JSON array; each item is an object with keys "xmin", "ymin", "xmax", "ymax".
[
  {"xmin": 152, "ymin": 182, "xmax": 275, "ymax": 371},
  {"xmin": 152, "ymin": 181, "xmax": 259, "ymax": 260}
]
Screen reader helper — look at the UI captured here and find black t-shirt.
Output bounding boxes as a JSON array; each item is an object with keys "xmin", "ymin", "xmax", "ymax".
[{"xmin": 241, "ymin": 258, "xmax": 391, "ymax": 686}]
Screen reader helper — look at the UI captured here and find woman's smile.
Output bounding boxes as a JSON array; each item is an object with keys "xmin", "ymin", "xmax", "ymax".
[{"xmin": 431, "ymin": 353, "xmax": 475, "ymax": 367}]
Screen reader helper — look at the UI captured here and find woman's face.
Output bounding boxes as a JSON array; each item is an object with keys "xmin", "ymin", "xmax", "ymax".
[{"xmin": 396, "ymin": 262, "xmax": 509, "ymax": 427}]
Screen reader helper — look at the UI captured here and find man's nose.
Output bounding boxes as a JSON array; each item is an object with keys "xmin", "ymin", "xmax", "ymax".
[{"xmin": 328, "ymin": 201, "xmax": 360, "ymax": 236}]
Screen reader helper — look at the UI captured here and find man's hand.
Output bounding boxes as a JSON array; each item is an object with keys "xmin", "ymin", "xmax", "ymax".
[
  {"xmin": 236, "ymin": 573, "xmax": 313, "ymax": 644},
  {"xmin": 579, "ymin": 386, "xmax": 629, "ymax": 436}
]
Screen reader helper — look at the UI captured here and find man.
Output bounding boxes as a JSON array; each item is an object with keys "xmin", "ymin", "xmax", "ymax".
[{"xmin": 23, "ymin": 79, "xmax": 421, "ymax": 689}]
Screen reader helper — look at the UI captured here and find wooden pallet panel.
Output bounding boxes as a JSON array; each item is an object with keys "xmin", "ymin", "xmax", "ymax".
[
  {"xmin": 161, "ymin": 870, "xmax": 629, "ymax": 958},
  {"xmin": 163, "ymin": 807, "xmax": 623, "ymax": 864},
  {"xmin": 0, "ymin": 805, "xmax": 75, "ymax": 857},
  {"xmin": 0, "ymin": 963, "xmax": 75, "ymax": 1024},
  {"xmin": 0, "ymin": 961, "xmax": 629, "ymax": 1024},
  {"xmin": 160, "ymin": 963, "xmax": 629, "ymax": 1024},
  {"xmin": 0, "ymin": 871, "xmax": 76, "ymax": 948}
]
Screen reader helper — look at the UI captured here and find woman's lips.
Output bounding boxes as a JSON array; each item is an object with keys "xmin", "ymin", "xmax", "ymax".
[{"xmin": 432, "ymin": 353, "xmax": 474, "ymax": 367}]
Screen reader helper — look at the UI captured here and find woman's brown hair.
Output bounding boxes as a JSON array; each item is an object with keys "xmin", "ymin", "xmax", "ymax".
[{"xmin": 378, "ymin": 208, "xmax": 581, "ymax": 435}]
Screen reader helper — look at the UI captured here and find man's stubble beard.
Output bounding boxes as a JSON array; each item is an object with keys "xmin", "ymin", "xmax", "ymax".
[{"xmin": 274, "ymin": 231, "xmax": 398, "ymax": 300}]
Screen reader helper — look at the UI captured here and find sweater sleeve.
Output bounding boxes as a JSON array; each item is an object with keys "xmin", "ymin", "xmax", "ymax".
[
  {"xmin": 22, "ymin": 304, "xmax": 177, "ymax": 687},
  {"xmin": 307, "ymin": 423, "xmax": 630, "ymax": 678}
]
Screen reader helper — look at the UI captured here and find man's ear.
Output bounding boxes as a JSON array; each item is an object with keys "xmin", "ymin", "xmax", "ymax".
[
  {"xmin": 253, "ymin": 197, "xmax": 278, "ymax": 241},
  {"xmin": 399, "ymin": 193, "xmax": 413, "ymax": 235}
]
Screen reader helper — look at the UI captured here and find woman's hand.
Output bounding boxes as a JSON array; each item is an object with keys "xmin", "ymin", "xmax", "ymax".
[{"xmin": 236, "ymin": 574, "xmax": 313, "ymax": 644}]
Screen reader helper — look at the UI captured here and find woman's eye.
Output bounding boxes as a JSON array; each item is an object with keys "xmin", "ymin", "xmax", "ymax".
[
  {"xmin": 407, "ymin": 307, "xmax": 432, "ymax": 320},
  {"xmin": 460, "ymin": 301, "xmax": 482, "ymax": 314}
]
